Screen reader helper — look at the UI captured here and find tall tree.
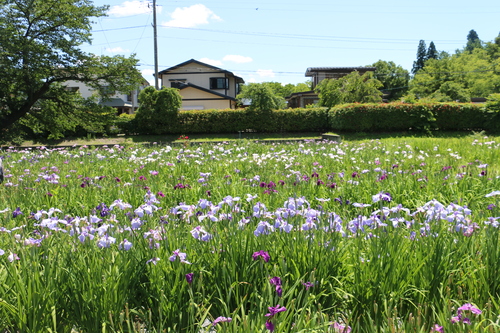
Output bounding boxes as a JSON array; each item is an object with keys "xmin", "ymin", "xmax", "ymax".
[
  {"xmin": 237, "ymin": 83, "xmax": 286, "ymax": 111},
  {"xmin": 412, "ymin": 40, "xmax": 427, "ymax": 74},
  {"xmin": 370, "ymin": 60, "xmax": 410, "ymax": 101},
  {"xmin": 0, "ymin": 0, "xmax": 142, "ymax": 139},
  {"xmin": 465, "ymin": 29, "xmax": 483, "ymax": 52},
  {"xmin": 315, "ymin": 71, "xmax": 383, "ymax": 107},
  {"xmin": 427, "ymin": 41, "xmax": 438, "ymax": 60},
  {"xmin": 409, "ymin": 48, "xmax": 500, "ymax": 99}
]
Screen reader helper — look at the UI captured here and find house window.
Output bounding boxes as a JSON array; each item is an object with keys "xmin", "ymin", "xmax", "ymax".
[
  {"xmin": 210, "ymin": 77, "xmax": 228, "ymax": 90},
  {"xmin": 169, "ymin": 79, "xmax": 186, "ymax": 89}
]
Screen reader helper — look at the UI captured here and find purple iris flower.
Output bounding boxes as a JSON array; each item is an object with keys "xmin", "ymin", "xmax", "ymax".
[
  {"xmin": 330, "ymin": 322, "xmax": 351, "ymax": 333},
  {"xmin": 269, "ymin": 276, "xmax": 281, "ymax": 286},
  {"xmin": 169, "ymin": 249, "xmax": 191, "ymax": 264},
  {"xmin": 302, "ymin": 281, "xmax": 315, "ymax": 290},
  {"xmin": 252, "ymin": 250, "xmax": 270, "ymax": 262},
  {"xmin": 185, "ymin": 273, "xmax": 194, "ymax": 284},
  {"xmin": 457, "ymin": 303, "xmax": 482, "ymax": 315},
  {"xmin": 430, "ymin": 324, "xmax": 444, "ymax": 332},
  {"xmin": 146, "ymin": 257, "xmax": 160, "ymax": 265},
  {"xmin": 264, "ymin": 304, "xmax": 287, "ymax": 332},
  {"xmin": 270, "ymin": 277, "xmax": 283, "ymax": 297},
  {"xmin": 12, "ymin": 207, "xmax": 23, "ymax": 218},
  {"xmin": 212, "ymin": 316, "xmax": 232, "ymax": 326},
  {"xmin": 265, "ymin": 320, "xmax": 275, "ymax": 332},
  {"xmin": 265, "ymin": 304, "xmax": 287, "ymax": 318}
]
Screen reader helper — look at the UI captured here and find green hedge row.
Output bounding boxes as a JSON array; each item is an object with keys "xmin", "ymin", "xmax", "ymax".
[
  {"xmin": 176, "ymin": 107, "xmax": 329, "ymax": 134},
  {"xmin": 126, "ymin": 107, "xmax": 329, "ymax": 135},
  {"xmin": 329, "ymin": 102, "xmax": 500, "ymax": 132},
  {"xmin": 117, "ymin": 102, "xmax": 500, "ymax": 135}
]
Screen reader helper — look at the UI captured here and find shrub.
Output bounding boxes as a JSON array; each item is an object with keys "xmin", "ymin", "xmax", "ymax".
[
  {"xmin": 329, "ymin": 102, "xmax": 488, "ymax": 133},
  {"xmin": 174, "ymin": 107, "xmax": 328, "ymax": 134},
  {"xmin": 112, "ymin": 113, "xmax": 136, "ymax": 135},
  {"xmin": 134, "ymin": 87, "xmax": 182, "ymax": 134}
]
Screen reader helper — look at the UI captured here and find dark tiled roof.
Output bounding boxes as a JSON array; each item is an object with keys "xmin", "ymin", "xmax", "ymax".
[{"xmin": 306, "ymin": 67, "xmax": 376, "ymax": 76}]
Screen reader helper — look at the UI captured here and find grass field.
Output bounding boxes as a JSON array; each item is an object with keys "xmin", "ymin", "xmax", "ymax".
[{"xmin": 1, "ymin": 133, "xmax": 500, "ymax": 332}]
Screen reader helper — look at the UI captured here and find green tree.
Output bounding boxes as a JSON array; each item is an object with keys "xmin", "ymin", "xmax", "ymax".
[
  {"xmin": 315, "ymin": 71, "xmax": 383, "ymax": 107},
  {"xmin": 429, "ymin": 81, "xmax": 471, "ymax": 102},
  {"xmin": 237, "ymin": 83, "xmax": 286, "ymax": 111},
  {"xmin": 485, "ymin": 32, "xmax": 500, "ymax": 60},
  {"xmin": 465, "ymin": 29, "xmax": 483, "ymax": 52},
  {"xmin": 370, "ymin": 60, "xmax": 410, "ymax": 101},
  {"xmin": 409, "ymin": 48, "xmax": 500, "ymax": 99},
  {"xmin": 427, "ymin": 41, "xmax": 438, "ymax": 60},
  {"xmin": 0, "ymin": 0, "xmax": 143, "ymax": 140},
  {"xmin": 412, "ymin": 40, "xmax": 427, "ymax": 74},
  {"xmin": 134, "ymin": 87, "xmax": 182, "ymax": 134}
]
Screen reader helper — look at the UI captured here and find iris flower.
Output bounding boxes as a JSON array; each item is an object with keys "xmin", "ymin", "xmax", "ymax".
[
  {"xmin": 212, "ymin": 316, "xmax": 232, "ymax": 326},
  {"xmin": 169, "ymin": 249, "xmax": 191, "ymax": 264},
  {"xmin": 252, "ymin": 250, "xmax": 270, "ymax": 262},
  {"xmin": 270, "ymin": 277, "xmax": 283, "ymax": 297},
  {"xmin": 264, "ymin": 304, "xmax": 287, "ymax": 332}
]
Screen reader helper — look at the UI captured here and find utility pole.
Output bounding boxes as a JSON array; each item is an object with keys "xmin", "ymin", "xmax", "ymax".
[{"xmin": 153, "ymin": 0, "xmax": 159, "ymax": 89}]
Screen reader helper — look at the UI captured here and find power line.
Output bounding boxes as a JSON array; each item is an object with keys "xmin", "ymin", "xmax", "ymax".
[
  {"xmin": 91, "ymin": 23, "xmax": 464, "ymax": 45},
  {"xmin": 92, "ymin": 25, "xmax": 149, "ymax": 33}
]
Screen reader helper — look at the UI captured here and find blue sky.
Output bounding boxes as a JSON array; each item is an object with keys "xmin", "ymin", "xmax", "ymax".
[{"xmin": 83, "ymin": 0, "xmax": 500, "ymax": 86}]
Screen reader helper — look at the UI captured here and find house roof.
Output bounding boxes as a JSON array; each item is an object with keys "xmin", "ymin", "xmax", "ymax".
[
  {"xmin": 100, "ymin": 98, "xmax": 133, "ymax": 108},
  {"xmin": 177, "ymin": 82, "xmax": 237, "ymax": 101},
  {"xmin": 158, "ymin": 59, "xmax": 244, "ymax": 83},
  {"xmin": 285, "ymin": 90, "xmax": 316, "ymax": 99},
  {"xmin": 305, "ymin": 67, "xmax": 376, "ymax": 76}
]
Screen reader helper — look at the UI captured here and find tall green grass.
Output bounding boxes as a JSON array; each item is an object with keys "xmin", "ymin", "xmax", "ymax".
[{"xmin": 0, "ymin": 135, "xmax": 499, "ymax": 332}]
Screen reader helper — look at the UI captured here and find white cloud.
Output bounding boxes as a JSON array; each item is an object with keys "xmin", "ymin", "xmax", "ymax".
[
  {"xmin": 257, "ymin": 69, "xmax": 276, "ymax": 78},
  {"xmin": 223, "ymin": 55, "xmax": 253, "ymax": 64},
  {"xmin": 141, "ymin": 69, "xmax": 157, "ymax": 86},
  {"xmin": 105, "ymin": 47, "xmax": 130, "ymax": 54},
  {"xmin": 141, "ymin": 69, "xmax": 155, "ymax": 76},
  {"xmin": 199, "ymin": 58, "xmax": 223, "ymax": 67},
  {"xmin": 162, "ymin": 4, "xmax": 221, "ymax": 28},
  {"xmin": 108, "ymin": 1, "xmax": 156, "ymax": 17}
]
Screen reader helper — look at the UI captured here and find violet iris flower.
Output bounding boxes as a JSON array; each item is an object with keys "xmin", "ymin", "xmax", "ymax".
[
  {"xmin": 270, "ymin": 276, "xmax": 283, "ymax": 297},
  {"xmin": 264, "ymin": 304, "xmax": 287, "ymax": 332},
  {"xmin": 330, "ymin": 322, "xmax": 351, "ymax": 333},
  {"xmin": 212, "ymin": 316, "xmax": 232, "ymax": 326},
  {"xmin": 185, "ymin": 273, "xmax": 194, "ymax": 284},
  {"xmin": 457, "ymin": 303, "xmax": 482, "ymax": 315},
  {"xmin": 169, "ymin": 249, "xmax": 191, "ymax": 264},
  {"xmin": 252, "ymin": 250, "xmax": 270, "ymax": 262},
  {"xmin": 12, "ymin": 207, "xmax": 22, "ymax": 218},
  {"xmin": 302, "ymin": 281, "xmax": 314, "ymax": 290},
  {"xmin": 430, "ymin": 324, "xmax": 444, "ymax": 332},
  {"xmin": 265, "ymin": 304, "xmax": 287, "ymax": 318},
  {"xmin": 265, "ymin": 320, "xmax": 275, "ymax": 332}
]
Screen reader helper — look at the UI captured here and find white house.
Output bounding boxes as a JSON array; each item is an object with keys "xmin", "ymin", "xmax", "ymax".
[
  {"xmin": 157, "ymin": 59, "xmax": 244, "ymax": 110},
  {"xmin": 63, "ymin": 79, "xmax": 150, "ymax": 114}
]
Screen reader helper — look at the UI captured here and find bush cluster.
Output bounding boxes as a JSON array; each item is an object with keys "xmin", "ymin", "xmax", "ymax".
[
  {"xmin": 115, "ymin": 102, "xmax": 500, "ymax": 135},
  {"xmin": 329, "ymin": 102, "xmax": 496, "ymax": 133},
  {"xmin": 124, "ymin": 107, "xmax": 329, "ymax": 134}
]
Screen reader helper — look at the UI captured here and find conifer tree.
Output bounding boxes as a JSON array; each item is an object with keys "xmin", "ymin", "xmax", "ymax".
[
  {"xmin": 412, "ymin": 40, "xmax": 427, "ymax": 74},
  {"xmin": 427, "ymin": 41, "xmax": 438, "ymax": 60},
  {"xmin": 465, "ymin": 29, "xmax": 482, "ymax": 52}
]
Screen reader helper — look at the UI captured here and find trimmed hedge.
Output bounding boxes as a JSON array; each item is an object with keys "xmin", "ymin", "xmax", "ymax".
[
  {"xmin": 115, "ymin": 103, "xmax": 499, "ymax": 135},
  {"xmin": 132, "ymin": 107, "xmax": 329, "ymax": 134},
  {"xmin": 329, "ymin": 102, "xmax": 492, "ymax": 132}
]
